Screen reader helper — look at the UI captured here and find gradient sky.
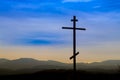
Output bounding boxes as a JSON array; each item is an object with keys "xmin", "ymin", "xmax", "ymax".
[{"xmin": 0, "ymin": 0, "xmax": 120, "ymax": 63}]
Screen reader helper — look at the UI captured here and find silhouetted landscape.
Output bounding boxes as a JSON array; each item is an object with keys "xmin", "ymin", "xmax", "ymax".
[
  {"xmin": 1, "ymin": 69, "xmax": 120, "ymax": 80},
  {"xmin": 0, "ymin": 58, "xmax": 120, "ymax": 80}
]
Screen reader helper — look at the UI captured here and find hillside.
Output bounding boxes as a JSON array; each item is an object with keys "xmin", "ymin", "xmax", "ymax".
[{"xmin": 0, "ymin": 58, "xmax": 120, "ymax": 75}]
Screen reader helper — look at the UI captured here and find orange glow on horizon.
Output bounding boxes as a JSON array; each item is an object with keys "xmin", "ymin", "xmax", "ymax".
[{"xmin": 0, "ymin": 42, "xmax": 120, "ymax": 63}]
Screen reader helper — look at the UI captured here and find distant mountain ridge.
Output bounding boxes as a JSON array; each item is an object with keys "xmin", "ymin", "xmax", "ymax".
[
  {"xmin": 0, "ymin": 58, "xmax": 10, "ymax": 63},
  {"xmin": 0, "ymin": 58, "xmax": 120, "ymax": 70},
  {"xmin": 0, "ymin": 58, "xmax": 67, "ymax": 70}
]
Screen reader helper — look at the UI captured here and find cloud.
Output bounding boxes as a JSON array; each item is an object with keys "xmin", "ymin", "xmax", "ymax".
[
  {"xmin": 93, "ymin": 6, "xmax": 101, "ymax": 9},
  {"xmin": 63, "ymin": 0, "xmax": 92, "ymax": 3},
  {"xmin": 0, "ymin": 0, "xmax": 119, "ymax": 18},
  {"xmin": 0, "ymin": 11, "xmax": 120, "ymax": 47},
  {"xmin": 0, "ymin": 16, "xmax": 71, "ymax": 46},
  {"xmin": 79, "ymin": 12, "xmax": 120, "ymax": 45}
]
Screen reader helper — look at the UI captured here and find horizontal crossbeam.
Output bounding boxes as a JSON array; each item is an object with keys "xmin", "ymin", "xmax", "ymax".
[
  {"xmin": 62, "ymin": 27, "xmax": 86, "ymax": 30},
  {"xmin": 70, "ymin": 52, "xmax": 79, "ymax": 60},
  {"xmin": 71, "ymin": 19, "xmax": 78, "ymax": 22}
]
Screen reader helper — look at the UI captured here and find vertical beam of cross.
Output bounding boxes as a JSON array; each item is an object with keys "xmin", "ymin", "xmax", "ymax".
[{"xmin": 62, "ymin": 16, "xmax": 86, "ymax": 80}]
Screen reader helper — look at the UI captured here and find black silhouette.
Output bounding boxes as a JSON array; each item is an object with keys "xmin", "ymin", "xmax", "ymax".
[
  {"xmin": 0, "ymin": 58, "xmax": 120, "ymax": 80},
  {"xmin": 62, "ymin": 16, "xmax": 86, "ymax": 80},
  {"xmin": 1, "ymin": 69, "xmax": 120, "ymax": 80}
]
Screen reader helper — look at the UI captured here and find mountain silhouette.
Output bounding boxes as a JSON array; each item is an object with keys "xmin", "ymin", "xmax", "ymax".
[
  {"xmin": 0, "ymin": 58, "xmax": 120, "ymax": 75},
  {"xmin": 0, "ymin": 59, "xmax": 10, "ymax": 63},
  {"xmin": 0, "ymin": 58, "xmax": 66, "ymax": 70}
]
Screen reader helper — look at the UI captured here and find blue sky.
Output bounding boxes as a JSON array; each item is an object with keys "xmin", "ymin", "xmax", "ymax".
[
  {"xmin": 0, "ymin": 0, "xmax": 120, "ymax": 62},
  {"xmin": 0, "ymin": 0, "xmax": 120, "ymax": 46},
  {"xmin": 0, "ymin": 0, "xmax": 120, "ymax": 17}
]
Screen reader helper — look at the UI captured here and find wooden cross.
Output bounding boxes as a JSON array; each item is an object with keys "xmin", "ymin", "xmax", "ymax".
[{"xmin": 62, "ymin": 16, "xmax": 86, "ymax": 79}]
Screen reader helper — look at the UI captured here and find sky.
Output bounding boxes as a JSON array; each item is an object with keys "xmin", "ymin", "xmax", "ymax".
[{"xmin": 0, "ymin": 0, "xmax": 120, "ymax": 63}]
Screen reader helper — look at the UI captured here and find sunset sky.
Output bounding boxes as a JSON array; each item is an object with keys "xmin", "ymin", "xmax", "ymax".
[{"xmin": 0, "ymin": 0, "xmax": 120, "ymax": 63}]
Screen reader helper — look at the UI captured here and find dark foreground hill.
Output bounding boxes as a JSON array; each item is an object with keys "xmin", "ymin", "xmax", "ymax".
[{"xmin": 0, "ymin": 70, "xmax": 120, "ymax": 80}]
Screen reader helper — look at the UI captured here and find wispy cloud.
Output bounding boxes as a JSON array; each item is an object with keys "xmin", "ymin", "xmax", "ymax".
[
  {"xmin": 63, "ymin": 0, "xmax": 92, "ymax": 3},
  {"xmin": 0, "ymin": 11, "xmax": 120, "ymax": 46},
  {"xmin": 93, "ymin": 6, "xmax": 101, "ymax": 9},
  {"xmin": 0, "ymin": 16, "xmax": 71, "ymax": 46}
]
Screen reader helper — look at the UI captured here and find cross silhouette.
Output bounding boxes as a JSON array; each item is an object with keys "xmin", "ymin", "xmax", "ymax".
[{"xmin": 62, "ymin": 16, "xmax": 86, "ymax": 80}]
